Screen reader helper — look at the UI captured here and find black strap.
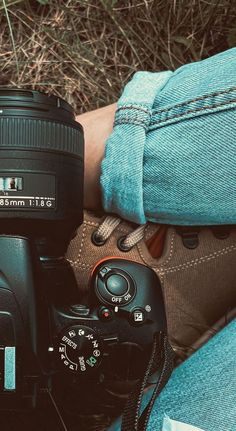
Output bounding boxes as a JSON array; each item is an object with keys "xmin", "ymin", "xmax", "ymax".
[{"xmin": 121, "ymin": 332, "xmax": 174, "ymax": 431}]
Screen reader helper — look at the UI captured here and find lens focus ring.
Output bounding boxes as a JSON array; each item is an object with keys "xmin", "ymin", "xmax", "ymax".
[
  {"xmin": 0, "ymin": 118, "xmax": 82, "ymax": 157},
  {"xmin": 0, "ymin": 89, "xmax": 82, "ymax": 157}
]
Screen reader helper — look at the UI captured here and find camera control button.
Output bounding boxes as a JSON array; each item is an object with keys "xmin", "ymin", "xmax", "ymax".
[
  {"xmin": 98, "ymin": 306, "xmax": 113, "ymax": 321},
  {"xmin": 99, "ymin": 266, "xmax": 112, "ymax": 279},
  {"xmin": 131, "ymin": 308, "xmax": 146, "ymax": 325},
  {"xmin": 95, "ymin": 268, "xmax": 136, "ymax": 306},
  {"xmin": 70, "ymin": 304, "xmax": 90, "ymax": 316},
  {"xmin": 106, "ymin": 274, "xmax": 129, "ymax": 296}
]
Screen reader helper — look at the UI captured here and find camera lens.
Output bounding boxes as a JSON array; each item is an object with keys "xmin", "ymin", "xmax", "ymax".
[{"xmin": 0, "ymin": 89, "xmax": 83, "ymax": 255}]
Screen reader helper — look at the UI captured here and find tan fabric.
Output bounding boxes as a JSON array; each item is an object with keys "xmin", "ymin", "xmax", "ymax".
[{"xmin": 66, "ymin": 211, "xmax": 236, "ymax": 356}]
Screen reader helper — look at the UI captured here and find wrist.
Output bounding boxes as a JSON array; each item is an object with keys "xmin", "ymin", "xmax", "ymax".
[{"xmin": 76, "ymin": 103, "xmax": 116, "ymax": 209}]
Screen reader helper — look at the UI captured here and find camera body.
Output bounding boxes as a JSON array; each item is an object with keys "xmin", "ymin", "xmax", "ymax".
[
  {"xmin": 0, "ymin": 90, "xmax": 167, "ymax": 425},
  {"xmin": 52, "ymin": 258, "xmax": 166, "ymax": 379},
  {"xmin": 0, "ymin": 235, "xmax": 166, "ymax": 413}
]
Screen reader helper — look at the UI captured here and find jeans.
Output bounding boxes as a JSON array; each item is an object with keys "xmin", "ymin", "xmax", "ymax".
[
  {"xmin": 101, "ymin": 48, "xmax": 236, "ymax": 225},
  {"xmin": 109, "ymin": 318, "xmax": 236, "ymax": 431}
]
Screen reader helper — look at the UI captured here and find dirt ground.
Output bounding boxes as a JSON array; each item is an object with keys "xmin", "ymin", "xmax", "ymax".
[{"xmin": 0, "ymin": 0, "xmax": 235, "ymax": 112}]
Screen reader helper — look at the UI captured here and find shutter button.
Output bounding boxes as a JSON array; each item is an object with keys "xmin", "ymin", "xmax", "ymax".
[
  {"xmin": 105, "ymin": 274, "xmax": 129, "ymax": 296},
  {"xmin": 96, "ymin": 267, "xmax": 136, "ymax": 306}
]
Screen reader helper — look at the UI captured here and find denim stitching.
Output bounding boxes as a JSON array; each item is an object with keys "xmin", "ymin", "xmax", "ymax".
[
  {"xmin": 149, "ymin": 99, "xmax": 236, "ymax": 128},
  {"xmin": 115, "ymin": 95, "xmax": 236, "ymax": 128},
  {"xmin": 152, "ymin": 86, "xmax": 236, "ymax": 115},
  {"xmin": 115, "ymin": 105, "xmax": 151, "ymax": 129},
  {"xmin": 117, "ymin": 105, "xmax": 151, "ymax": 114},
  {"xmin": 115, "ymin": 119, "xmax": 147, "ymax": 125},
  {"xmin": 114, "ymin": 119, "xmax": 148, "ymax": 128}
]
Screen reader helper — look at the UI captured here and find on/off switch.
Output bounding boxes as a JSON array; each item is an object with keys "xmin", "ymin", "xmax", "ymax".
[{"xmin": 96, "ymin": 266, "xmax": 136, "ymax": 306}]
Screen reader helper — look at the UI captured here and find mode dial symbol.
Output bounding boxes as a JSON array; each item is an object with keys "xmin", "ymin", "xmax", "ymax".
[{"xmin": 57, "ymin": 325, "xmax": 103, "ymax": 374}]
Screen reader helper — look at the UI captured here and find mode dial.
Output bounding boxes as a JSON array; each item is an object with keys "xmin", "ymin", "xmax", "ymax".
[{"xmin": 57, "ymin": 325, "xmax": 103, "ymax": 374}]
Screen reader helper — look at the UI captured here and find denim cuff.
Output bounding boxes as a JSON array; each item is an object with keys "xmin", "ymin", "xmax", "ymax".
[{"xmin": 100, "ymin": 71, "xmax": 173, "ymax": 223}]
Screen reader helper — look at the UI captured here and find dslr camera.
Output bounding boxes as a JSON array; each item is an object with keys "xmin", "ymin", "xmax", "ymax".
[{"xmin": 0, "ymin": 90, "xmax": 168, "ymax": 430}]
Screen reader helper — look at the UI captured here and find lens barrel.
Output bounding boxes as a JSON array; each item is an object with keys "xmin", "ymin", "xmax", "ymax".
[{"xmin": 0, "ymin": 89, "xmax": 84, "ymax": 255}]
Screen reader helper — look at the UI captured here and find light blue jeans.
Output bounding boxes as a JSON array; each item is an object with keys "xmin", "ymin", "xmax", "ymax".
[
  {"xmin": 102, "ymin": 49, "xmax": 236, "ymax": 430},
  {"xmin": 101, "ymin": 48, "xmax": 236, "ymax": 226},
  {"xmin": 109, "ymin": 318, "xmax": 236, "ymax": 431}
]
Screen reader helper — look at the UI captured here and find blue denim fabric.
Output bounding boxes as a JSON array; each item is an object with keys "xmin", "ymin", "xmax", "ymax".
[
  {"xmin": 101, "ymin": 48, "xmax": 236, "ymax": 225},
  {"xmin": 109, "ymin": 319, "xmax": 236, "ymax": 431}
]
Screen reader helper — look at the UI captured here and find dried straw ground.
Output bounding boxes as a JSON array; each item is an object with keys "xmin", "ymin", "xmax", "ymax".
[{"xmin": 0, "ymin": 0, "xmax": 236, "ymax": 113}]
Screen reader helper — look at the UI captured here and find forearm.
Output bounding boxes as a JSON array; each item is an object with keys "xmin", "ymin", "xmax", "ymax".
[
  {"xmin": 79, "ymin": 48, "xmax": 236, "ymax": 225},
  {"xmin": 101, "ymin": 48, "xmax": 236, "ymax": 225}
]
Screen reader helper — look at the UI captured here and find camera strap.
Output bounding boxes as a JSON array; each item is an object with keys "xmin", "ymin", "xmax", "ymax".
[{"xmin": 121, "ymin": 332, "xmax": 174, "ymax": 431}]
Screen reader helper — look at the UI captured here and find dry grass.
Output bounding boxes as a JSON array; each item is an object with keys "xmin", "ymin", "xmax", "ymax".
[{"xmin": 0, "ymin": 0, "xmax": 235, "ymax": 113}]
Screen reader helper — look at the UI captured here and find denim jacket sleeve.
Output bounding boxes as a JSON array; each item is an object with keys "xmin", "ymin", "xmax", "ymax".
[{"xmin": 100, "ymin": 48, "xmax": 236, "ymax": 225}]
